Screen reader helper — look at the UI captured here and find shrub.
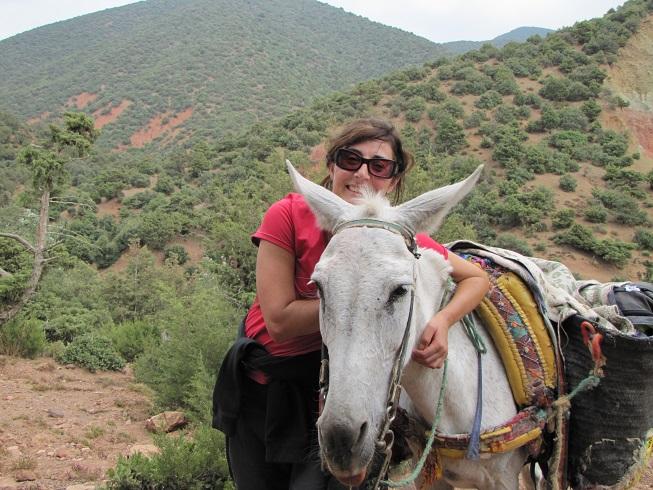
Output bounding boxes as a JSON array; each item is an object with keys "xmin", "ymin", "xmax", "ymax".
[
  {"xmin": 594, "ymin": 239, "xmax": 634, "ymax": 267},
  {"xmin": 57, "ymin": 334, "xmax": 126, "ymax": 372},
  {"xmin": 133, "ymin": 276, "xmax": 238, "ymax": 419},
  {"xmin": 552, "ymin": 209, "xmax": 575, "ymax": 229},
  {"xmin": 557, "ymin": 107, "xmax": 589, "ymax": 131},
  {"xmin": 598, "ymin": 130, "xmax": 629, "ymax": 157},
  {"xmin": 164, "ymin": 245, "xmax": 189, "ymax": 265},
  {"xmin": 553, "ymin": 224, "xmax": 597, "ymax": 253},
  {"xmin": 107, "ymin": 320, "xmax": 160, "ymax": 363},
  {"xmin": 493, "ymin": 234, "xmax": 533, "ymax": 255},
  {"xmin": 559, "ymin": 175, "xmax": 577, "ymax": 192},
  {"xmin": 581, "ymin": 99, "xmax": 602, "ymax": 121},
  {"xmin": 434, "ymin": 117, "xmax": 466, "ymax": 155},
  {"xmin": 0, "ymin": 318, "xmax": 46, "ymax": 358},
  {"xmin": 634, "ymin": 229, "xmax": 653, "ymax": 250},
  {"xmin": 584, "ymin": 205, "xmax": 608, "ymax": 223},
  {"xmin": 105, "ymin": 426, "xmax": 233, "ymax": 490},
  {"xmin": 494, "ymin": 105, "xmax": 518, "ymax": 124},
  {"xmin": 475, "ymin": 90, "xmax": 503, "ymax": 109},
  {"xmin": 463, "ymin": 111, "xmax": 486, "ymax": 129}
]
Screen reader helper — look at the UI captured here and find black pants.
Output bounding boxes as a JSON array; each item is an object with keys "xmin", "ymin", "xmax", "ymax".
[{"xmin": 227, "ymin": 377, "xmax": 331, "ymax": 490}]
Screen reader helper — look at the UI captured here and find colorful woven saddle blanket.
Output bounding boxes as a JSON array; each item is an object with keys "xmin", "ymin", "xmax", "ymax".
[{"xmin": 460, "ymin": 253, "xmax": 557, "ymax": 409}]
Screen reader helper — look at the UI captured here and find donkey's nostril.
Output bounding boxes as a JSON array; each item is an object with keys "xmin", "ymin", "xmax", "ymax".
[{"xmin": 355, "ymin": 421, "xmax": 368, "ymax": 448}]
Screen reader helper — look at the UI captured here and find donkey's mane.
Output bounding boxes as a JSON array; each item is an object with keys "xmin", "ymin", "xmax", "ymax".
[{"xmin": 348, "ymin": 187, "xmax": 397, "ymax": 222}]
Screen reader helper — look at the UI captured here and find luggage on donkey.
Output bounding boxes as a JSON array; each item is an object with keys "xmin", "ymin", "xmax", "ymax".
[{"xmin": 562, "ymin": 281, "xmax": 653, "ymax": 489}]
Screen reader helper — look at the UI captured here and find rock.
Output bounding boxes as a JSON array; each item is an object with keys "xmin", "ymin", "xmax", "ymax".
[
  {"xmin": 47, "ymin": 408, "xmax": 64, "ymax": 418},
  {"xmin": 6, "ymin": 446, "xmax": 21, "ymax": 458},
  {"xmin": 65, "ymin": 485, "xmax": 97, "ymax": 490},
  {"xmin": 69, "ymin": 462, "xmax": 102, "ymax": 479},
  {"xmin": 145, "ymin": 411, "xmax": 187, "ymax": 433},
  {"xmin": 127, "ymin": 444, "xmax": 159, "ymax": 457},
  {"xmin": 13, "ymin": 470, "xmax": 36, "ymax": 482},
  {"xmin": 54, "ymin": 447, "xmax": 73, "ymax": 459}
]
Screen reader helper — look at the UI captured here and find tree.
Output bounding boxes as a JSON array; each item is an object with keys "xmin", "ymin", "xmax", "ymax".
[{"xmin": 0, "ymin": 112, "xmax": 98, "ymax": 326}]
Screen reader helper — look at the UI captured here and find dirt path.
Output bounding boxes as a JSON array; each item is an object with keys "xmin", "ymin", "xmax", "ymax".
[
  {"xmin": 0, "ymin": 356, "xmax": 154, "ymax": 490},
  {"xmin": 0, "ymin": 355, "xmax": 651, "ymax": 489}
]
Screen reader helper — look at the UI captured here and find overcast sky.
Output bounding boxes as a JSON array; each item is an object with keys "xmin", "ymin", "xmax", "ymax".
[{"xmin": 0, "ymin": 0, "xmax": 626, "ymax": 43}]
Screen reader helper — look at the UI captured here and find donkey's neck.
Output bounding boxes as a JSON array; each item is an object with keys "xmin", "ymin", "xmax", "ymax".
[{"xmin": 400, "ymin": 250, "xmax": 485, "ymax": 434}]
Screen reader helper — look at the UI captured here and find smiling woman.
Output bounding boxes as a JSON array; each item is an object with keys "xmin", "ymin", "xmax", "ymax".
[{"xmin": 212, "ymin": 117, "xmax": 490, "ymax": 489}]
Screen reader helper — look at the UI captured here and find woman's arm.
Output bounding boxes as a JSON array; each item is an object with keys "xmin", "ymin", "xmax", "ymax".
[
  {"xmin": 256, "ymin": 240, "xmax": 320, "ymax": 343},
  {"xmin": 412, "ymin": 252, "xmax": 490, "ymax": 368}
]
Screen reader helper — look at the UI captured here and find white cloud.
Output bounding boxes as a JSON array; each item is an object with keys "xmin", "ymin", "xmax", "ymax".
[{"xmin": 321, "ymin": 0, "xmax": 626, "ymax": 42}]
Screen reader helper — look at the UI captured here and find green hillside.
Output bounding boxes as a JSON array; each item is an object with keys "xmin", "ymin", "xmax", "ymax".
[
  {"xmin": 0, "ymin": 0, "xmax": 452, "ymax": 149},
  {"xmin": 1, "ymin": 2, "xmax": 653, "ymax": 486}
]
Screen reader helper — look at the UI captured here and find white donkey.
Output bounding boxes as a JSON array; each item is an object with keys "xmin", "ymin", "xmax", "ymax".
[{"xmin": 287, "ymin": 162, "xmax": 529, "ymax": 490}]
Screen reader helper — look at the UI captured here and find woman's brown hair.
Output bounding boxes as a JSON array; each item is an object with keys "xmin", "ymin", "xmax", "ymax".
[{"xmin": 320, "ymin": 118, "xmax": 414, "ymax": 204}]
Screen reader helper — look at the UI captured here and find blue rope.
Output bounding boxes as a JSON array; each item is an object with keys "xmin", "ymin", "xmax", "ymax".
[{"xmin": 466, "ymin": 350, "xmax": 483, "ymax": 459}]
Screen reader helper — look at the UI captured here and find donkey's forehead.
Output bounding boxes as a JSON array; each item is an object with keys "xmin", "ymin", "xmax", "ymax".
[{"xmin": 315, "ymin": 227, "xmax": 414, "ymax": 277}]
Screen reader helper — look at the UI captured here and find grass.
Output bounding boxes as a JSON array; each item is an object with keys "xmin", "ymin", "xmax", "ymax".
[
  {"xmin": 85, "ymin": 425, "xmax": 105, "ymax": 439},
  {"xmin": 12, "ymin": 455, "xmax": 37, "ymax": 471}
]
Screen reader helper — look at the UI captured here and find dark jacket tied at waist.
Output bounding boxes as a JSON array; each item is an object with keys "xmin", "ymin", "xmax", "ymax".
[{"xmin": 212, "ymin": 337, "xmax": 321, "ymax": 463}]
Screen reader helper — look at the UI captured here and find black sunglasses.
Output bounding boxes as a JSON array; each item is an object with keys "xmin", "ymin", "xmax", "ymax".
[{"xmin": 334, "ymin": 148, "xmax": 399, "ymax": 179}]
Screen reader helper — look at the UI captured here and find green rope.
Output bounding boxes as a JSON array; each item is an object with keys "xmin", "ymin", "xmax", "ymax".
[{"xmin": 381, "ymin": 359, "xmax": 449, "ymax": 488}]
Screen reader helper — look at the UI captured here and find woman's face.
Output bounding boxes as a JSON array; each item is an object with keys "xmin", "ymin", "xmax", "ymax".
[{"xmin": 328, "ymin": 139, "xmax": 398, "ymax": 204}]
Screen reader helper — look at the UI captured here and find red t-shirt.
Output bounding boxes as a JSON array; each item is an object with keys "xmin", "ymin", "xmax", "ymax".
[{"xmin": 246, "ymin": 193, "xmax": 448, "ymax": 358}]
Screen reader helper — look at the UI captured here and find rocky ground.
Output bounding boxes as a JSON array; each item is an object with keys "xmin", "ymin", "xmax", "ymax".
[
  {"xmin": 0, "ymin": 355, "xmax": 651, "ymax": 490},
  {"xmin": 0, "ymin": 356, "xmax": 157, "ymax": 490}
]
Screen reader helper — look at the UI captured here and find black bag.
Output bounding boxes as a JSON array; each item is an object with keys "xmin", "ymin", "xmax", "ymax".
[
  {"xmin": 609, "ymin": 282, "xmax": 653, "ymax": 335},
  {"xmin": 562, "ymin": 314, "xmax": 653, "ymax": 488}
]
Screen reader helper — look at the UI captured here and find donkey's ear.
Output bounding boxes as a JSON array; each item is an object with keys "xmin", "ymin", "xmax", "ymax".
[
  {"xmin": 286, "ymin": 160, "xmax": 352, "ymax": 232},
  {"xmin": 395, "ymin": 165, "xmax": 483, "ymax": 234}
]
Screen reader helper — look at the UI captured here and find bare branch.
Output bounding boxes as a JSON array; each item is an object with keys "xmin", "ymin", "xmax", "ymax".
[
  {"xmin": 0, "ymin": 232, "xmax": 36, "ymax": 253},
  {"xmin": 49, "ymin": 199, "xmax": 95, "ymax": 209},
  {"xmin": 45, "ymin": 240, "xmax": 65, "ymax": 251},
  {"xmin": 47, "ymin": 230, "xmax": 101, "ymax": 250},
  {"xmin": 0, "ymin": 267, "xmax": 12, "ymax": 278}
]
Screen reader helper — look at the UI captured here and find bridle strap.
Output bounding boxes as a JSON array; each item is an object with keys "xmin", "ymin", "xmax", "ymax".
[{"xmin": 332, "ymin": 218, "xmax": 421, "ymax": 259}]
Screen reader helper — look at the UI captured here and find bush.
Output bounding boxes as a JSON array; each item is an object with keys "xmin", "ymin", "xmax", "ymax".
[
  {"xmin": 559, "ymin": 175, "xmax": 577, "ymax": 192},
  {"xmin": 105, "ymin": 425, "xmax": 233, "ymax": 490},
  {"xmin": 594, "ymin": 239, "xmax": 634, "ymax": 267},
  {"xmin": 57, "ymin": 334, "xmax": 126, "ymax": 372},
  {"xmin": 475, "ymin": 90, "xmax": 503, "ymax": 110},
  {"xmin": 164, "ymin": 245, "xmax": 189, "ymax": 265},
  {"xmin": 493, "ymin": 234, "xmax": 533, "ymax": 255},
  {"xmin": 107, "ymin": 320, "xmax": 160, "ymax": 362},
  {"xmin": 0, "ymin": 318, "xmax": 46, "ymax": 358},
  {"xmin": 584, "ymin": 205, "xmax": 608, "ymax": 223},
  {"xmin": 554, "ymin": 224, "xmax": 597, "ymax": 253},
  {"xmin": 634, "ymin": 229, "xmax": 653, "ymax": 250},
  {"xmin": 552, "ymin": 209, "xmax": 575, "ymax": 229}
]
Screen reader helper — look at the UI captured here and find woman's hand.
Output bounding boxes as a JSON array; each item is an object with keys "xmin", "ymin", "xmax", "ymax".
[
  {"xmin": 412, "ymin": 313, "xmax": 450, "ymax": 369},
  {"xmin": 411, "ymin": 252, "xmax": 490, "ymax": 369}
]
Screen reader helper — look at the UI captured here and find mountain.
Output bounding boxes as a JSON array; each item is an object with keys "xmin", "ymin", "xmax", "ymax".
[
  {"xmin": 0, "ymin": 0, "xmax": 449, "ymax": 149},
  {"xmin": 443, "ymin": 27, "xmax": 554, "ymax": 54},
  {"xmin": 2, "ymin": 0, "xmax": 653, "ymax": 293}
]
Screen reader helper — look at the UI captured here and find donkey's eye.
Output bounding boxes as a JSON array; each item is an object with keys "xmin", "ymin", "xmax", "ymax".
[{"xmin": 388, "ymin": 286, "xmax": 407, "ymax": 304}]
